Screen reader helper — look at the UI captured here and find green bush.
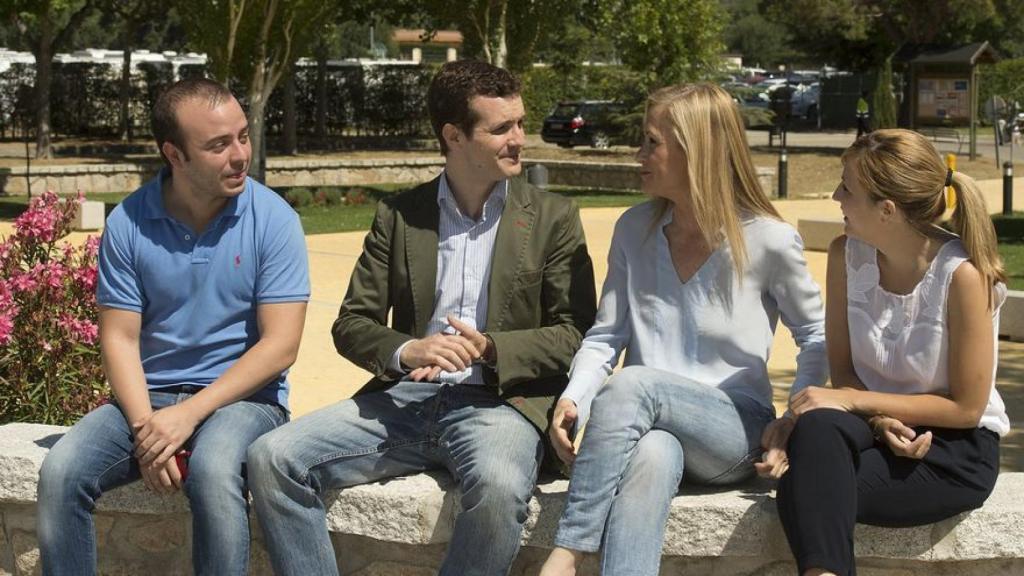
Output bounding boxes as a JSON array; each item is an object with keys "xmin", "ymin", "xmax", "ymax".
[
  {"xmin": 520, "ymin": 66, "xmax": 646, "ymax": 133},
  {"xmin": 344, "ymin": 188, "xmax": 369, "ymax": 206},
  {"xmin": 993, "ymin": 213, "xmax": 1024, "ymax": 242},
  {"xmin": 741, "ymin": 106, "xmax": 776, "ymax": 128},
  {"xmin": 979, "ymin": 57, "xmax": 1024, "ymax": 121},
  {"xmin": 313, "ymin": 187, "xmax": 343, "ymax": 206},
  {"xmin": 285, "ymin": 188, "xmax": 313, "ymax": 208}
]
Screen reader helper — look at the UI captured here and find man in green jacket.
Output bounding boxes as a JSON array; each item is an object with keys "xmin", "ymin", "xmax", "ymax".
[
  {"xmin": 856, "ymin": 90, "xmax": 871, "ymax": 138},
  {"xmin": 248, "ymin": 60, "xmax": 597, "ymax": 576}
]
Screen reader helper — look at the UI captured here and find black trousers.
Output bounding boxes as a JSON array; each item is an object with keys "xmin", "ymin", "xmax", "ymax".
[
  {"xmin": 776, "ymin": 409, "xmax": 999, "ymax": 576},
  {"xmin": 855, "ymin": 117, "xmax": 871, "ymax": 138}
]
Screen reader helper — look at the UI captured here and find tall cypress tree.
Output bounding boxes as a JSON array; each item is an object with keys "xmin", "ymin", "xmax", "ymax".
[{"xmin": 871, "ymin": 56, "xmax": 898, "ymax": 130}]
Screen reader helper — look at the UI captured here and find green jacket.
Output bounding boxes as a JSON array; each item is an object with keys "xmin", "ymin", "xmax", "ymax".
[
  {"xmin": 856, "ymin": 97, "xmax": 870, "ymax": 118},
  {"xmin": 332, "ymin": 175, "xmax": 597, "ymax": 437}
]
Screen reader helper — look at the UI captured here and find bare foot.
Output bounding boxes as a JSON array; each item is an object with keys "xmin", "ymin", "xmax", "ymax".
[
  {"xmin": 538, "ymin": 547, "xmax": 584, "ymax": 576},
  {"xmin": 804, "ymin": 569, "xmax": 838, "ymax": 576}
]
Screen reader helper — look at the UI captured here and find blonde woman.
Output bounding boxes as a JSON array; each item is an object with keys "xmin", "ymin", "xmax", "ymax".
[
  {"xmin": 776, "ymin": 129, "xmax": 1008, "ymax": 576},
  {"xmin": 540, "ymin": 83, "xmax": 828, "ymax": 576}
]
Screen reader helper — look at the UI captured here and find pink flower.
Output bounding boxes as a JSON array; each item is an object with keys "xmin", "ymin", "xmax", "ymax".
[
  {"xmin": 13, "ymin": 191, "xmax": 73, "ymax": 243},
  {"xmin": 57, "ymin": 313, "xmax": 99, "ymax": 345},
  {"xmin": 83, "ymin": 236, "xmax": 100, "ymax": 259},
  {"xmin": 73, "ymin": 266, "xmax": 98, "ymax": 292},
  {"xmin": 43, "ymin": 262, "xmax": 67, "ymax": 289},
  {"xmin": 0, "ymin": 281, "xmax": 12, "ymax": 309},
  {"xmin": 0, "ymin": 311, "xmax": 13, "ymax": 345},
  {"xmin": 76, "ymin": 321, "xmax": 99, "ymax": 345},
  {"xmin": 9, "ymin": 272, "xmax": 37, "ymax": 293}
]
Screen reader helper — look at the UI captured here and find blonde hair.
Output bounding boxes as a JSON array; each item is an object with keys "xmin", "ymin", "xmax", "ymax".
[
  {"xmin": 843, "ymin": 129, "xmax": 1006, "ymax": 307},
  {"xmin": 646, "ymin": 83, "xmax": 780, "ymax": 279}
]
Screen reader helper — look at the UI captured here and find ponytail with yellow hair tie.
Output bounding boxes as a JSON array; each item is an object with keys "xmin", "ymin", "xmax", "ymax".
[{"xmin": 945, "ymin": 167, "xmax": 955, "ymax": 208}]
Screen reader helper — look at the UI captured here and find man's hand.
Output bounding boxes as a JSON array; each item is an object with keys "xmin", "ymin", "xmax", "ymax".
[
  {"xmin": 446, "ymin": 315, "xmax": 494, "ymax": 364},
  {"xmin": 871, "ymin": 416, "xmax": 932, "ymax": 459},
  {"xmin": 754, "ymin": 415, "xmax": 795, "ymax": 479},
  {"xmin": 139, "ymin": 457, "xmax": 182, "ymax": 494},
  {"xmin": 408, "ymin": 365, "xmax": 443, "ymax": 382},
  {"xmin": 399, "ymin": 320, "xmax": 483, "ymax": 374},
  {"xmin": 549, "ymin": 398, "xmax": 579, "ymax": 465},
  {"xmin": 133, "ymin": 403, "xmax": 201, "ymax": 467},
  {"xmin": 789, "ymin": 387, "xmax": 856, "ymax": 417}
]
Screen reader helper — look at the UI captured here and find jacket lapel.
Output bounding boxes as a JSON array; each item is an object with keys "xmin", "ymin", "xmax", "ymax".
[
  {"xmin": 403, "ymin": 177, "xmax": 441, "ymax": 337},
  {"xmin": 487, "ymin": 178, "xmax": 535, "ymax": 331}
]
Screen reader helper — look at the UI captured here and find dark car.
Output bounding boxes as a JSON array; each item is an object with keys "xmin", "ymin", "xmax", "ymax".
[{"xmin": 541, "ymin": 100, "xmax": 628, "ymax": 149}]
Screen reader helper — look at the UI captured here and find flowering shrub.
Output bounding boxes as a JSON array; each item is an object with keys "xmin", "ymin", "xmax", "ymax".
[{"xmin": 0, "ymin": 191, "xmax": 106, "ymax": 425}]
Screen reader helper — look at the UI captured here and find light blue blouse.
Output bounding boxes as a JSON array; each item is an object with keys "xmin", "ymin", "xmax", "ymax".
[{"xmin": 562, "ymin": 200, "xmax": 828, "ymax": 426}]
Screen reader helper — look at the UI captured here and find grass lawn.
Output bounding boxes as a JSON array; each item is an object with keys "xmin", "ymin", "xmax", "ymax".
[
  {"xmin": 293, "ymin": 185, "xmax": 646, "ymax": 234},
  {"xmin": 1001, "ymin": 243, "xmax": 1024, "ymax": 290},
  {"xmin": 995, "ymin": 212, "xmax": 1024, "ymax": 290},
  {"xmin": 0, "ymin": 185, "xmax": 645, "ymax": 236}
]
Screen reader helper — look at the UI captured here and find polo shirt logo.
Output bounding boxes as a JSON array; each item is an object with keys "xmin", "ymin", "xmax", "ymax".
[{"xmin": 234, "ymin": 255, "xmax": 242, "ymax": 268}]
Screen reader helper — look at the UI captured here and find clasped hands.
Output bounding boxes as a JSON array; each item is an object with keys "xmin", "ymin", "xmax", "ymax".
[
  {"xmin": 400, "ymin": 315, "xmax": 493, "ymax": 382},
  {"xmin": 131, "ymin": 403, "xmax": 201, "ymax": 494},
  {"xmin": 754, "ymin": 387, "xmax": 930, "ymax": 480}
]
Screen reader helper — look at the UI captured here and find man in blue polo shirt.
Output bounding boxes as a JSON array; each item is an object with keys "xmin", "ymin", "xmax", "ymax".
[{"xmin": 37, "ymin": 78, "xmax": 309, "ymax": 576}]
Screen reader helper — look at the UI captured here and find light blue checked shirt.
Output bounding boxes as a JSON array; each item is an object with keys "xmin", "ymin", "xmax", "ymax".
[{"xmin": 389, "ymin": 172, "xmax": 508, "ymax": 385}]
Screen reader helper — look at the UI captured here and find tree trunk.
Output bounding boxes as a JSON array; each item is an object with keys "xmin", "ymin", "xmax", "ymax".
[
  {"xmin": 33, "ymin": 19, "xmax": 56, "ymax": 160},
  {"xmin": 249, "ymin": 92, "xmax": 267, "ymax": 183},
  {"xmin": 119, "ymin": 43, "xmax": 133, "ymax": 142},
  {"xmin": 315, "ymin": 41, "xmax": 328, "ymax": 146},
  {"xmin": 282, "ymin": 65, "xmax": 297, "ymax": 155},
  {"xmin": 493, "ymin": 0, "xmax": 508, "ymax": 69}
]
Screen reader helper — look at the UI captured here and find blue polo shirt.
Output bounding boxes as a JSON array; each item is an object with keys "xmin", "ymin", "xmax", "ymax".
[{"xmin": 97, "ymin": 171, "xmax": 310, "ymax": 409}]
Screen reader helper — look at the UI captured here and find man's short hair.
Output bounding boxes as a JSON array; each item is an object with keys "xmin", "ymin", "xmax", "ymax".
[
  {"xmin": 427, "ymin": 60, "xmax": 521, "ymax": 155},
  {"xmin": 151, "ymin": 77, "xmax": 235, "ymax": 165}
]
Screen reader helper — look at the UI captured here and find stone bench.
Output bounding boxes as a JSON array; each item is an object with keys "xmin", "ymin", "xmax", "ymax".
[{"xmin": 4, "ymin": 423, "xmax": 1022, "ymax": 575}]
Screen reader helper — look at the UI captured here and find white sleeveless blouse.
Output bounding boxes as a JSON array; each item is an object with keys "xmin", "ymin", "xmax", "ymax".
[{"xmin": 845, "ymin": 236, "xmax": 1009, "ymax": 436}]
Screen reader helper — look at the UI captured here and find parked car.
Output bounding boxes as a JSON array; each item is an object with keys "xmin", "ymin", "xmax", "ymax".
[
  {"xmin": 540, "ymin": 100, "xmax": 629, "ymax": 149},
  {"xmin": 790, "ymin": 83, "xmax": 820, "ymax": 120}
]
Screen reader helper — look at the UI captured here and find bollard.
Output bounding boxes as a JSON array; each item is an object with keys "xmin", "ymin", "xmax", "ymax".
[
  {"xmin": 778, "ymin": 149, "xmax": 788, "ymax": 199},
  {"xmin": 945, "ymin": 153, "xmax": 957, "ymax": 210},
  {"xmin": 526, "ymin": 164, "xmax": 548, "ymax": 189},
  {"xmin": 1005, "ymin": 161, "xmax": 1014, "ymax": 215}
]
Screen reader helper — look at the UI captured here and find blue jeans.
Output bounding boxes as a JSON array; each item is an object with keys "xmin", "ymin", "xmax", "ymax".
[
  {"xmin": 37, "ymin": 388, "xmax": 288, "ymax": 576},
  {"xmin": 247, "ymin": 381, "xmax": 544, "ymax": 576},
  {"xmin": 555, "ymin": 366, "xmax": 775, "ymax": 575}
]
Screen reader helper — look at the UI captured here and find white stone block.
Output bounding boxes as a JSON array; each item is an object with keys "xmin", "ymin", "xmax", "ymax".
[
  {"xmin": 757, "ymin": 166, "xmax": 777, "ymax": 198},
  {"xmin": 798, "ymin": 217, "xmax": 845, "ymax": 251},
  {"xmin": 72, "ymin": 200, "xmax": 104, "ymax": 231},
  {"xmin": 1001, "ymin": 290, "xmax": 1024, "ymax": 342}
]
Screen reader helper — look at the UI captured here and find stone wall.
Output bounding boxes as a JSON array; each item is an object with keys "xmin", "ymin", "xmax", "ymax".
[
  {"xmin": 0, "ymin": 159, "xmax": 448, "ymax": 197},
  {"xmin": 3, "ymin": 424, "xmax": 1023, "ymax": 575},
  {"xmin": 0, "ymin": 159, "xmax": 651, "ymax": 196}
]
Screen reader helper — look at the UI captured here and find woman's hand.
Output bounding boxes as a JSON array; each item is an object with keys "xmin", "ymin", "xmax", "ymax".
[
  {"xmin": 755, "ymin": 415, "xmax": 795, "ymax": 479},
  {"xmin": 549, "ymin": 399, "xmax": 579, "ymax": 465},
  {"xmin": 789, "ymin": 387, "xmax": 857, "ymax": 416},
  {"xmin": 871, "ymin": 415, "xmax": 932, "ymax": 459}
]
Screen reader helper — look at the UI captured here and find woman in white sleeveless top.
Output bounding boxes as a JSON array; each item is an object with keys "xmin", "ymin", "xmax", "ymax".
[{"xmin": 775, "ymin": 129, "xmax": 1008, "ymax": 576}]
